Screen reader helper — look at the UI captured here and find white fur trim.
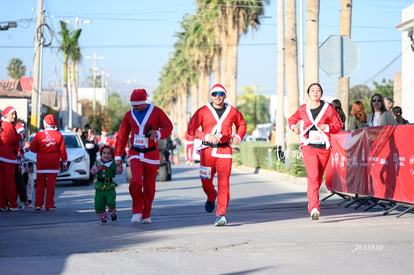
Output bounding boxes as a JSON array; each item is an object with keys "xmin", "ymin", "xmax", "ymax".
[{"xmin": 130, "ymin": 100, "xmax": 147, "ymax": 105}]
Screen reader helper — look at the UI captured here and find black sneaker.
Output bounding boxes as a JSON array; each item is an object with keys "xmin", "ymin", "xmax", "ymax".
[
  {"xmin": 205, "ymin": 190, "xmax": 217, "ymax": 213},
  {"xmin": 101, "ymin": 220, "xmax": 107, "ymax": 225},
  {"xmin": 214, "ymin": 215, "xmax": 227, "ymax": 226},
  {"xmin": 111, "ymin": 214, "xmax": 117, "ymax": 221}
]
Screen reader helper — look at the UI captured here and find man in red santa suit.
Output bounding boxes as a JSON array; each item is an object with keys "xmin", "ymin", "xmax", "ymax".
[
  {"xmin": 115, "ymin": 89, "xmax": 173, "ymax": 224},
  {"xmin": 187, "ymin": 84, "xmax": 246, "ymax": 226},
  {"xmin": 0, "ymin": 106, "xmax": 23, "ymax": 211},
  {"xmin": 288, "ymin": 83, "xmax": 343, "ymax": 220},
  {"xmin": 30, "ymin": 114, "xmax": 68, "ymax": 211},
  {"xmin": 97, "ymin": 129, "xmax": 110, "ymax": 146}
]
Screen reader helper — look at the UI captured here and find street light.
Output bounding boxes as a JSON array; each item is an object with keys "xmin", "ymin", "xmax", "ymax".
[{"xmin": 0, "ymin": 21, "xmax": 17, "ymax": 31}]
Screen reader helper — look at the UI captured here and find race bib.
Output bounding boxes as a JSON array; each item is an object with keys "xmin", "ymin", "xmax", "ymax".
[
  {"xmin": 308, "ymin": 130, "xmax": 325, "ymax": 144},
  {"xmin": 199, "ymin": 166, "xmax": 212, "ymax": 179},
  {"xmin": 133, "ymin": 134, "xmax": 148, "ymax": 148}
]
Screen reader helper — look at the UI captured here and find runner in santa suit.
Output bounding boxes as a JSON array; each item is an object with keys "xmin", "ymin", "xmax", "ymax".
[
  {"xmin": 287, "ymin": 83, "xmax": 343, "ymax": 220},
  {"xmin": 184, "ymin": 130, "xmax": 195, "ymax": 165},
  {"xmin": 97, "ymin": 129, "xmax": 110, "ymax": 146},
  {"xmin": 115, "ymin": 89, "xmax": 173, "ymax": 224},
  {"xmin": 187, "ymin": 84, "xmax": 246, "ymax": 226},
  {"xmin": 30, "ymin": 114, "xmax": 68, "ymax": 211},
  {"xmin": 0, "ymin": 106, "xmax": 23, "ymax": 211}
]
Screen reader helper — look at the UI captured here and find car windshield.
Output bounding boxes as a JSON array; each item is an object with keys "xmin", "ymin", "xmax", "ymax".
[{"xmin": 63, "ymin": 135, "xmax": 82, "ymax": 148}]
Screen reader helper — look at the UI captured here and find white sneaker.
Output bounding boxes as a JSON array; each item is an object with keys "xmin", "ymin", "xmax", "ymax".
[
  {"xmin": 142, "ymin": 217, "xmax": 152, "ymax": 224},
  {"xmin": 310, "ymin": 208, "xmax": 320, "ymax": 220},
  {"xmin": 130, "ymin": 213, "xmax": 142, "ymax": 223}
]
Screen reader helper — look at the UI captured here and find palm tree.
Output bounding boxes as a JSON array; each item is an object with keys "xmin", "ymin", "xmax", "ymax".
[
  {"xmin": 58, "ymin": 21, "xmax": 82, "ymax": 129},
  {"xmin": 304, "ymin": 0, "xmax": 320, "ymax": 95},
  {"xmin": 59, "ymin": 21, "xmax": 71, "ymax": 128},
  {"xmin": 202, "ymin": 0, "xmax": 267, "ymax": 107},
  {"xmin": 69, "ymin": 29, "xmax": 82, "ymax": 128},
  {"xmin": 7, "ymin": 58, "xmax": 26, "ymax": 80},
  {"xmin": 340, "ymin": 0, "xmax": 352, "ymax": 128},
  {"xmin": 275, "ymin": 0, "xmax": 286, "ymax": 150},
  {"xmin": 285, "ymin": 0, "xmax": 300, "ymax": 147}
]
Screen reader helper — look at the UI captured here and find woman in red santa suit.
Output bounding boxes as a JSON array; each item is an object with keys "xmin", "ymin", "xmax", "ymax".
[
  {"xmin": 30, "ymin": 114, "xmax": 68, "ymax": 211},
  {"xmin": 0, "ymin": 106, "xmax": 23, "ymax": 211},
  {"xmin": 187, "ymin": 84, "xmax": 246, "ymax": 226},
  {"xmin": 115, "ymin": 89, "xmax": 173, "ymax": 224},
  {"xmin": 288, "ymin": 83, "xmax": 343, "ymax": 220}
]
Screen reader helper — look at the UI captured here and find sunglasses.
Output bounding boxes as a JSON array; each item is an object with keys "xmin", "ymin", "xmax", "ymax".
[
  {"xmin": 211, "ymin": 91, "xmax": 225, "ymax": 97},
  {"xmin": 372, "ymin": 99, "xmax": 382, "ymax": 103}
]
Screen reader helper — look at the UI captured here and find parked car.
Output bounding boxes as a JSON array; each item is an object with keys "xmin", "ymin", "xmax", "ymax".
[
  {"xmin": 126, "ymin": 138, "xmax": 172, "ymax": 182},
  {"xmin": 24, "ymin": 132, "xmax": 91, "ymax": 185}
]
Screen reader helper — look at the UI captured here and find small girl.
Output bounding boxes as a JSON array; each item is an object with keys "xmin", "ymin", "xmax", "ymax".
[{"xmin": 91, "ymin": 145, "xmax": 123, "ymax": 224}]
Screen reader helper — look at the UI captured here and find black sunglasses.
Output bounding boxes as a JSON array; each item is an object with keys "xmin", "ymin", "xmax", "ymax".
[{"xmin": 372, "ymin": 99, "xmax": 382, "ymax": 103}]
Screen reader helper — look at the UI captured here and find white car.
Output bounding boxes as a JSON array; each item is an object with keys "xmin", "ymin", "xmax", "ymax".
[{"xmin": 24, "ymin": 132, "xmax": 91, "ymax": 185}]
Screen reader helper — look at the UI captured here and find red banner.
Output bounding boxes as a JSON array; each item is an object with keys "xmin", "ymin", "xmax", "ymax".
[{"xmin": 326, "ymin": 125, "xmax": 414, "ymax": 204}]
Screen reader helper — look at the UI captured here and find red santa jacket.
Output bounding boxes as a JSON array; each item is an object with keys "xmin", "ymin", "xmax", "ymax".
[
  {"xmin": 187, "ymin": 102, "xmax": 246, "ymax": 158},
  {"xmin": 115, "ymin": 104, "xmax": 173, "ymax": 165},
  {"xmin": 29, "ymin": 128, "xmax": 68, "ymax": 173},
  {"xmin": 287, "ymin": 101, "xmax": 343, "ymax": 149},
  {"xmin": 0, "ymin": 119, "xmax": 21, "ymax": 164}
]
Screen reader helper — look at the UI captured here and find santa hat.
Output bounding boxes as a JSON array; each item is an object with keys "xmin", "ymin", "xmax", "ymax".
[
  {"xmin": 100, "ymin": 144, "xmax": 115, "ymax": 156},
  {"xmin": 2, "ymin": 106, "xmax": 16, "ymax": 118},
  {"xmin": 130, "ymin": 89, "xmax": 148, "ymax": 105},
  {"xmin": 101, "ymin": 129, "xmax": 107, "ymax": 134},
  {"xmin": 43, "ymin": 114, "xmax": 56, "ymax": 127},
  {"xmin": 209, "ymin": 84, "xmax": 227, "ymax": 96},
  {"xmin": 15, "ymin": 122, "xmax": 25, "ymax": 133}
]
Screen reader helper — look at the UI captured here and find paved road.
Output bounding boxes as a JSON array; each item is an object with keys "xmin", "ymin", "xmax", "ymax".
[{"xmin": 1, "ymin": 159, "xmax": 414, "ymax": 275}]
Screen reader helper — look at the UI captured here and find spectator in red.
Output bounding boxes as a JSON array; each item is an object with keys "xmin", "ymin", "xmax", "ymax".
[
  {"xmin": 184, "ymin": 130, "xmax": 195, "ymax": 165},
  {"xmin": 0, "ymin": 106, "xmax": 23, "ymax": 211},
  {"xmin": 30, "ymin": 114, "xmax": 68, "ymax": 211}
]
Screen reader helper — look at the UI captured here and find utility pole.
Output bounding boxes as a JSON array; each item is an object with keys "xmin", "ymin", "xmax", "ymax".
[
  {"xmin": 339, "ymin": 0, "xmax": 352, "ymax": 128},
  {"xmin": 85, "ymin": 54, "xmax": 104, "ymax": 120},
  {"xmin": 30, "ymin": 0, "xmax": 44, "ymax": 132}
]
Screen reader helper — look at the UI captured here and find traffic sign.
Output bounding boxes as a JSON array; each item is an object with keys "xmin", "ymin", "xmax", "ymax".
[{"xmin": 319, "ymin": 35, "xmax": 359, "ymax": 78}]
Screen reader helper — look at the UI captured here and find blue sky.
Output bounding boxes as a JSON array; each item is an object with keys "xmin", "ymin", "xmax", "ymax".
[{"xmin": 0, "ymin": 0, "xmax": 413, "ymax": 99}]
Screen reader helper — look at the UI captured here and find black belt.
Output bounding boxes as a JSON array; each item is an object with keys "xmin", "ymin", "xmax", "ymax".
[
  {"xmin": 97, "ymin": 177, "xmax": 113, "ymax": 184},
  {"xmin": 202, "ymin": 141, "xmax": 229, "ymax": 148},
  {"xmin": 130, "ymin": 146, "xmax": 156, "ymax": 153}
]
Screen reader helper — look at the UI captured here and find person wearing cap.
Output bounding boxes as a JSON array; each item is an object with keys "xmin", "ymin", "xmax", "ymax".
[
  {"xmin": 91, "ymin": 145, "xmax": 123, "ymax": 224},
  {"xmin": 0, "ymin": 106, "xmax": 23, "ymax": 211},
  {"xmin": 187, "ymin": 84, "xmax": 247, "ymax": 226},
  {"xmin": 115, "ymin": 88, "xmax": 173, "ymax": 224},
  {"xmin": 30, "ymin": 114, "xmax": 68, "ymax": 211}
]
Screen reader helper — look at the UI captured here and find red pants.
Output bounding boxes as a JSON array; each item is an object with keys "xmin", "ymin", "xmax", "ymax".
[
  {"xmin": 129, "ymin": 158, "xmax": 158, "ymax": 219},
  {"xmin": 200, "ymin": 148, "xmax": 232, "ymax": 216},
  {"xmin": 302, "ymin": 146, "xmax": 330, "ymax": 213},
  {"xmin": 35, "ymin": 173, "xmax": 57, "ymax": 210},
  {"xmin": 186, "ymin": 144, "xmax": 194, "ymax": 162},
  {"xmin": 0, "ymin": 161, "xmax": 19, "ymax": 208}
]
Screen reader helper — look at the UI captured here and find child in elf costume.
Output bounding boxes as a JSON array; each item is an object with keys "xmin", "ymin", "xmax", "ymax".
[{"xmin": 91, "ymin": 145, "xmax": 123, "ymax": 224}]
